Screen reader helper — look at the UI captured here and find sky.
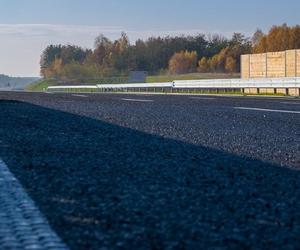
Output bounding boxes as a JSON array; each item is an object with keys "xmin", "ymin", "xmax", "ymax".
[{"xmin": 0, "ymin": 0, "xmax": 299, "ymax": 77}]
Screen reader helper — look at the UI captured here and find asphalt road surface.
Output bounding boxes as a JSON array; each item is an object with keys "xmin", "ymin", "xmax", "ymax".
[{"xmin": 0, "ymin": 91, "xmax": 299, "ymax": 249}]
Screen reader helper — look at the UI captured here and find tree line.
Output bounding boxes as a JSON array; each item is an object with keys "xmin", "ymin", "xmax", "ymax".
[
  {"xmin": 40, "ymin": 24, "xmax": 300, "ymax": 80},
  {"xmin": 253, "ymin": 24, "xmax": 300, "ymax": 53}
]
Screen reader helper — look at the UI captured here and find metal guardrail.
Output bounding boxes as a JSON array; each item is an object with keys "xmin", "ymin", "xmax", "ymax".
[
  {"xmin": 47, "ymin": 83, "xmax": 172, "ymax": 90},
  {"xmin": 48, "ymin": 85, "xmax": 98, "ymax": 89},
  {"xmin": 97, "ymin": 82, "xmax": 173, "ymax": 89},
  {"xmin": 173, "ymin": 77, "xmax": 300, "ymax": 88},
  {"xmin": 47, "ymin": 78, "xmax": 300, "ymax": 91}
]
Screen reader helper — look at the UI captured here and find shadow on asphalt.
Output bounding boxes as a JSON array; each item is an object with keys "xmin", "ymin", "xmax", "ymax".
[{"xmin": 0, "ymin": 100, "xmax": 300, "ymax": 249}]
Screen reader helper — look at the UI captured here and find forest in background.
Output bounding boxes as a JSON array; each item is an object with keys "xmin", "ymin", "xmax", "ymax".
[{"xmin": 40, "ymin": 24, "xmax": 300, "ymax": 81}]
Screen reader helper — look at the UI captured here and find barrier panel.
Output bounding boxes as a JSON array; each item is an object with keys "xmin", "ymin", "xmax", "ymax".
[{"xmin": 241, "ymin": 50, "xmax": 300, "ymax": 79}]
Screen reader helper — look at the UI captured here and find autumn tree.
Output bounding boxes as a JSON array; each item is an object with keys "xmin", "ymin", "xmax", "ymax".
[
  {"xmin": 168, "ymin": 51, "xmax": 198, "ymax": 74},
  {"xmin": 202, "ymin": 33, "xmax": 251, "ymax": 73},
  {"xmin": 267, "ymin": 24, "xmax": 290, "ymax": 51},
  {"xmin": 253, "ymin": 24, "xmax": 300, "ymax": 53},
  {"xmin": 111, "ymin": 32, "xmax": 135, "ymax": 73},
  {"xmin": 210, "ymin": 55, "xmax": 219, "ymax": 72},
  {"xmin": 198, "ymin": 57, "xmax": 209, "ymax": 72},
  {"xmin": 225, "ymin": 57, "xmax": 237, "ymax": 73},
  {"xmin": 289, "ymin": 25, "xmax": 300, "ymax": 49},
  {"xmin": 40, "ymin": 45, "xmax": 91, "ymax": 78},
  {"xmin": 253, "ymin": 36, "xmax": 268, "ymax": 53},
  {"xmin": 93, "ymin": 34, "xmax": 113, "ymax": 66},
  {"xmin": 40, "ymin": 45, "xmax": 62, "ymax": 77}
]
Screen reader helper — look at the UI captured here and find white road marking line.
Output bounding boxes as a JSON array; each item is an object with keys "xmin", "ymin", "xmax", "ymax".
[
  {"xmin": 121, "ymin": 98, "xmax": 153, "ymax": 102},
  {"xmin": 235, "ymin": 107, "xmax": 300, "ymax": 114},
  {"xmin": 0, "ymin": 158, "xmax": 68, "ymax": 249},
  {"xmin": 280, "ymin": 102, "xmax": 300, "ymax": 105},
  {"xmin": 189, "ymin": 97, "xmax": 216, "ymax": 100},
  {"xmin": 72, "ymin": 94, "xmax": 88, "ymax": 98}
]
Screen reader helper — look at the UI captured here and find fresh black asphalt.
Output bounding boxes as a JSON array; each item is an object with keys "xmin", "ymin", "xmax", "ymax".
[{"xmin": 0, "ymin": 92, "xmax": 299, "ymax": 249}]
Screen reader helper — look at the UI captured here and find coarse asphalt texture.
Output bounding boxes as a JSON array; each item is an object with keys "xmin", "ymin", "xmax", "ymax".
[{"xmin": 0, "ymin": 91, "xmax": 299, "ymax": 249}]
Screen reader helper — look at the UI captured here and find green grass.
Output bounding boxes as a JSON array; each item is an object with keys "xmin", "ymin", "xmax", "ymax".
[
  {"xmin": 26, "ymin": 77, "xmax": 128, "ymax": 91},
  {"xmin": 27, "ymin": 73, "xmax": 240, "ymax": 92},
  {"xmin": 26, "ymin": 79, "xmax": 58, "ymax": 91},
  {"xmin": 146, "ymin": 73, "xmax": 240, "ymax": 83}
]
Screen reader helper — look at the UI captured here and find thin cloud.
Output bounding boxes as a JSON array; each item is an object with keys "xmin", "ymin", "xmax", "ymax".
[
  {"xmin": 0, "ymin": 23, "xmax": 250, "ymax": 40},
  {"xmin": 0, "ymin": 24, "xmax": 123, "ymax": 37}
]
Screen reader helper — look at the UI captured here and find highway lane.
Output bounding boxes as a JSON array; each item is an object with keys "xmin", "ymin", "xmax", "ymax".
[
  {"xmin": 1, "ymin": 91, "xmax": 299, "ymax": 168},
  {"xmin": 0, "ymin": 91, "xmax": 299, "ymax": 249}
]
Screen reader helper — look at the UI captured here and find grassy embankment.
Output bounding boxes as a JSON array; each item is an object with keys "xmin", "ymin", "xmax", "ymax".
[
  {"xmin": 26, "ymin": 79, "xmax": 58, "ymax": 91},
  {"xmin": 146, "ymin": 73, "xmax": 240, "ymax": 82}
]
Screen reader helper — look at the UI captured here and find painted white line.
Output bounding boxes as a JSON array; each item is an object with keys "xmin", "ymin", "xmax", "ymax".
[
  {"xmin": 0, "ymin": 158, "xmax": 68, "ymax": 249},
  {"xmin": 235, "ymin": 107, "xmax": 300, "ymax": 114},
  {"xmin": 189, "ymin": 97, "xmax": 216, "ymax": 100},
  {"xmin": 72, "ymin": 94, "xmax": 88, "ymax": 98},
  {"xmin": 280, "ymin": 102, "xmax": 300, "ymax": 105},
  {"xmin": 121, "ymin": 98, "xmax": 153, "ymax": 102}
]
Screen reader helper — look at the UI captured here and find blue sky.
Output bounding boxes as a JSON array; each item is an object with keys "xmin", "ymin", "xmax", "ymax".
[{"xmin": 0, "ymin": 0, "xmax": 299, "ymax": 76}]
